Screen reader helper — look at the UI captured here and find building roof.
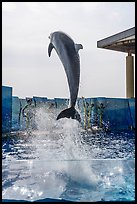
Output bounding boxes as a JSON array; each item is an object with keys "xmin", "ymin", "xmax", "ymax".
[{"xmin": 97, "ymin": 27, "xmax": 135, "ymax": 54}]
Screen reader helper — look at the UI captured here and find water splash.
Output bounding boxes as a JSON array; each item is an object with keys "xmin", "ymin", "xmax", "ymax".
[
  {"xmin": 2, "ymin": 106, "xmax": 135, "ymax": 201},
  {"xmin": 32, "ymin": 107, "xmax": 99, "ymax": 188},
  {"xmin": 33, "ymin": 107, "xmax": 88, "ymax": 159}
]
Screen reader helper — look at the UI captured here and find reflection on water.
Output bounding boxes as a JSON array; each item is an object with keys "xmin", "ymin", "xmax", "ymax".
[{"xmin": 2, "ymin": 110, "xmax": 135, "ymax": 202}]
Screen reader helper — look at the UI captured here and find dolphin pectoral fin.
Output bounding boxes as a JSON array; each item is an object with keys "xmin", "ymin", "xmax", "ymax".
[
  {"xmin": 48, "ymin": 43, "xmax": 54, "ymax": 57},
  {"xmin": 75, "ymin": 44, "xmax": 83, "ymax": 52},
  {"xmin": 57, "ymin": 107, "xmax": 81, "ymax": 123}
]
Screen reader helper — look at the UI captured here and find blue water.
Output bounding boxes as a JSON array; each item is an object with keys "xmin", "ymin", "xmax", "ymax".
[{"xmin": 2, "ymin": 117, "xmax": 135, "ymax": 202}]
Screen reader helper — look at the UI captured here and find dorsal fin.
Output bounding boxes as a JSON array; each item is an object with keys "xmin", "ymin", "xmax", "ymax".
[
  {"xmin": 75, "ymin": 44, "xmax": 83, "ymax": 52},
  {"xmin": 48, "ymin": 43, "xmax": 54, "ymax": 57}
]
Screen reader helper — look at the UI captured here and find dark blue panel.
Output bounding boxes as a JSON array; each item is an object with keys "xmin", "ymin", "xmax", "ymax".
[
  {"xmin": 128, "ymin": 98, "xmax": 135, "ymax": 129},
  {"xmin": 2, "ymin": 86, "xmax": 12, "ymax": 133},
  {"xmin": 54, "ymin": 98, "xmax": 69, "ymax": 109},
  {"xmin": 98, "ymin": 98, "xmax": 133, "ymax": 131},
  {"xmin": 12, "ymin": 96, "xmax": 21, "ymax": 131},
  {"xmin": 33, "ymin": 96, "xmax": 47, "ymax": 104}
]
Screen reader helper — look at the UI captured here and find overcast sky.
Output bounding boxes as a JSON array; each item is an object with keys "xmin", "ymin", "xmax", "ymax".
[{"xmin": 2, "ymin": 2, "xmax": 135, "ymax": 99}]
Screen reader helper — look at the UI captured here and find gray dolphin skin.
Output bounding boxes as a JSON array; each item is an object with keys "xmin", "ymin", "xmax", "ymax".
[{"xmin": 48, "ymin": 31, "xmax": 83, "ymax": 122}]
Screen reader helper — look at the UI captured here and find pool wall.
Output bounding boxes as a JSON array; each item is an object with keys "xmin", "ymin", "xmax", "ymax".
[
  {"xmin": 77, "ymin": 97, "xmax": 135, "ymax": 131},
  {"xmin": 2, "ymin": 85, "xmax": 135, "ymax": 133},
  {"xmin": 2, "ymin": 86, "xmax": 12, "ymax": 133}
]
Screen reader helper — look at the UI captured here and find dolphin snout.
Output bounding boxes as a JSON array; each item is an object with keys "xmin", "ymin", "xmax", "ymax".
[{"xmin": 48, "ymin": 33, "xmax": 53, "ymax": 39}]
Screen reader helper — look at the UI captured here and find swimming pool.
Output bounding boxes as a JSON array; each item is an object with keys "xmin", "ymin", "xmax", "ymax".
[{"xmin": 2, "ymin": 117, "xmax": 135, "ymax": 202}]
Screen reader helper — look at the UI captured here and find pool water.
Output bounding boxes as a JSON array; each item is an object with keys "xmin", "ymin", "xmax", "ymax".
[{"xmin": 2, "ymin": 111, "xmax": 135, "ymax": 202}]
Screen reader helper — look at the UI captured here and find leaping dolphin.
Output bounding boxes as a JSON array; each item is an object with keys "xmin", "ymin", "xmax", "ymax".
[{"xmin": 48, "ymin": 31, "xmax": 83, "ymax": 122}]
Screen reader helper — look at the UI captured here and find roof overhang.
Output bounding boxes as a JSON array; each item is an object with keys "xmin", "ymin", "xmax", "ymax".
[{"xmin": 97, "ymin": 27, "xmax": 135, "ymax": 54}]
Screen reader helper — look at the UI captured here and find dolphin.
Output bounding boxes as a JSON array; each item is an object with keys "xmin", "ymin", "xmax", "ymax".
[{"xmin": 48, "ymin": 31, "xmax": 83, "ymax": 122}]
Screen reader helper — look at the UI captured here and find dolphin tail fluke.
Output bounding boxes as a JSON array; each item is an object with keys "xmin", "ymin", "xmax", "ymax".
[{"xmin": 57, "ymin": 106, "xmax": 81, "ymax": 123}]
